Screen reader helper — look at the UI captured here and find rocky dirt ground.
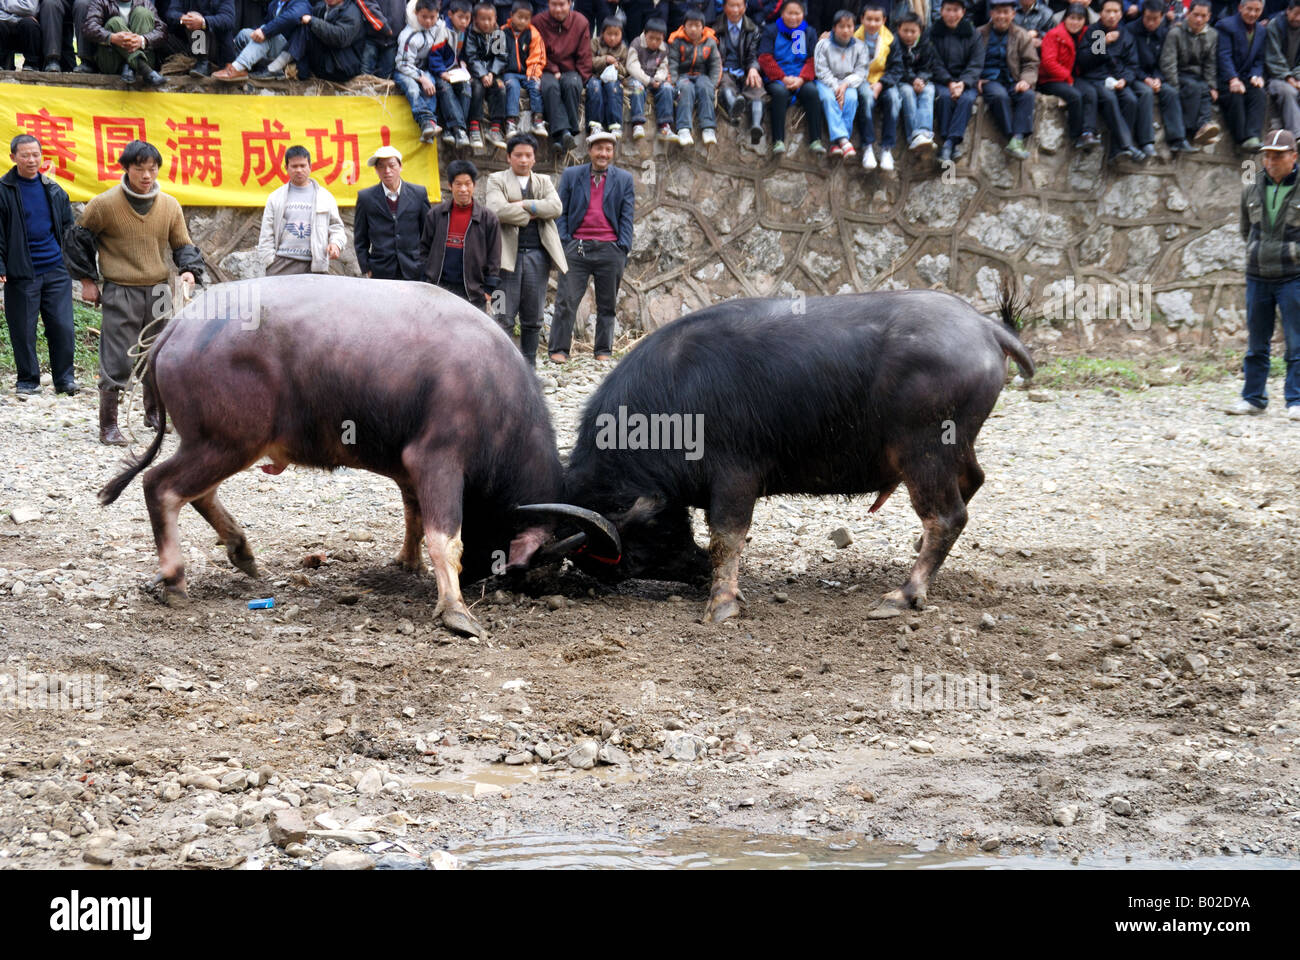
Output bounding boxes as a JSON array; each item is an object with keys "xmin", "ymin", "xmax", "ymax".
[{"xmin": 1, "ymin": 360, "xmax": 1298, "ymax": 870}]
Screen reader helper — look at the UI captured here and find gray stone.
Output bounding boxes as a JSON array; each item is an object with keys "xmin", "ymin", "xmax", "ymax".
[
  {"xmin": 1052, "ymin": 804, "xmax": 1079, "ymax": 827},
  {"xmin": 1079, "ymin": 226, "xmax": 1114, "ymax": 265},
  {"xmin": 1155, "ymin": 289, "xmax": 1202, "ymax": 329},
  {"xmin": 321, "ymin": 850, "xmax": 374, "ymax": 870},
  {"xmin": 1099, "ymin": 175, "xmax": 1160, "ymax": 219},
  {"xmin": 597, "ymin": 743, "xmax": 629, "ymax": 766},
  {"xmin": 663, "ymin": 732, "xmax": 708, "ymax": 761},
  {"xmin": 217, "ymin": 250, "xmax": 265, "ymax": 280},
  {"xmin": 1182, "ymin": 653, "xmax": 1209, "ymax": 678},
  {"xmin": 829, "ymin": 526, "xmax": 854, "ymax": 548},
  {"xmin": 1181, "ymin": 225, "xmax": 1246, "ymax": 278},
  {"xmin": 1037, "ymin": 102, "xmax": 1066, "ymax": 153},
  {"xmin": 902, "ymin": 178, "xmax": 977, "ymax": 228},
  {"xmin": 269, "ymin": 809, "xmax": 309, "ymax": 848},
  {"xmin": 563, "ymin": 739, "xmax": 599, "ymax": 770},
  {"xmin": 853, "ymin": 226, "xmax": 907, "ymax": 282},
  {"xmin": 1111, "ymin": 798, "xmax": 1134, "ymax": 816},
  {"xmin": 914, "ymin": 253, "xmax": 950, "ymax": 286},
  {"xmin": 966, "ymin": 201, "xmax": 1041, "ymax": 252}
]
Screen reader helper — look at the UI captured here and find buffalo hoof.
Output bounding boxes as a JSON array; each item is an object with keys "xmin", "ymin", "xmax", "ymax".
[
  {"xmin": 867, "ymin": 590, "xmax": 911, "ymax": 619},
  {"xmin": 441, "ymin": 608, "xmax": 484, "ymax": 638},
  {"xmin": 228, "ymin": 546, "xmax": 260, "ymax": 579},
  {"xmin": 390, "ymin": 555, "xmax": 426, "ymax": 574},
  {"xmin": 701, "ymin": 595, "xmax": 742, "ymax": 624}
]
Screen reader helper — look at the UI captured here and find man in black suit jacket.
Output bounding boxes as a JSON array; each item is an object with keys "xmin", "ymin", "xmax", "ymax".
[
  {"xmin": 549, "ymin": 130, "xmax": 635, "ymax": 362},
  {"xmin": 354, "ymin": 145, "xmax": 430, "ymax": 280}
]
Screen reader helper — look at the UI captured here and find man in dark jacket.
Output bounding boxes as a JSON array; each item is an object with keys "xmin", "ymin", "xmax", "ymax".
[
  {"xmin": 420, "ymin": 159, "xmax": 502, "ymax": 311},
  {"xmin": 1126, "ymin": 0, "xmax": 1196, "ymax": 152},
  {"xmin": 1264, "ymin": 0, "xmax": 1300, "ymax": 137},
  {"xmin": 1231, "ymin": 128, "xmax": 1300, "ymax": 418},
  {"xmin": 1160, "ymin": 0, "xmax": 1221, "ymax": 145},
  {"xmin": 355, "ymin": 145, "xmax": 431, "ymax": 280},
  {"xmin": 549, "ymin": 131, "xmax": 634, "ymax": 362},
  {"xmin": 1012, "ymin": 0, "xmax": 1053, "ymax": 40},
  {"xmin": 880, "ymin": 11, "xmax": 936, "ymax": 150},
  {"xmin": 977, "ymin": 0, "xmax": 1038, "ymax": 159},
  {"xmin": 1217, "ymin": 0, "xmax": 1267, "ymax": 150},
  {"xmin": 714, "ymin": 0, "xmax": 766, "ymax": 144},
  {"xmin": 1075, "ymin": 0, "xmax": 1145, "ymax": 161},
  {"xmin": 534, "ymin": 0, "xmax": 593, "ymax": 152},
  {"xmin": 929, "ymin": 0, "xmax": 984, "ymax": 162},
  {"xmin": 214, "ymin": 0, "xmax": 308, "ymax": 78},
  {"xmin": 0, "ymin": 134, "xmax": 77, "ymax": 396},
  {"xmin": 164, "ymin": 0, "xmax": 237, "ymax": 76},
  {"xmin": 302, "ymin": 0, "xmax": 363, "ymax": 79},
  {"xmin": 84, "ymin": 0, "xmax": 168, "ymax": 83}
]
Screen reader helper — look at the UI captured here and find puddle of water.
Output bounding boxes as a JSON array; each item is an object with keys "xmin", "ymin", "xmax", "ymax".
[
  {"xmin": 450, "ymin": 828, "xmax": 1300, "ymax": 870},
  {"xmin": 412, "ymin": 764, "xmax": 643, "ymax": 798}
]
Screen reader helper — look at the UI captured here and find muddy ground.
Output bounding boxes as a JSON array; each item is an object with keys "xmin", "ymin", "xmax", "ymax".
[{"xmin": 1, "ymin": 361, "xmax": 1298, "ymax": 869}]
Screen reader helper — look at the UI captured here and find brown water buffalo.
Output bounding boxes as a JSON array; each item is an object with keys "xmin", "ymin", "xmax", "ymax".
[
  {"xmin": 98, "ymin": 276, "xmax": 617, "ymax": 637},
  {"xmin": 563, "ymin": 287, "xmax": 1034, "ymax": 623}
]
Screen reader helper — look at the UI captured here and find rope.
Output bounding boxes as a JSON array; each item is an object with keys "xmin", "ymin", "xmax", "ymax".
[{"xmin": 117, "ymin": 280, "xmax": 195, "ymax": 449}]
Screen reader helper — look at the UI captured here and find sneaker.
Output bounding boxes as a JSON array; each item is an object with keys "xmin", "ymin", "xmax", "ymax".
[
  {"xmin": 588, "ymin": 121, "xmax": 603, "ymax": 135},
  {"xmin": 909, "ymin": 131, "xmax": 934, "ymax": 153},
  {"xmin": 469, "ymin": 127, "xmax": 484, "ymax": 148},
  {"xmin": 632, "ymin": 123, "xmax": 646, "ymax": 140},
  {"xmin": 1241, "ymin": 136, "xmax": 1261, "ymax": 152},
  {"xmin": 879, "ymin": 149, "xmax": 894, "ymax": 171},
  {"xmin": 420, "ymin": 121, "xmax": 438, "ymax": 143},
  {"xmin": 809, "ymin": 139, "xmax": 826, "ymax": 155},
  {"xmin": 442, "ymin": 128, "xmax": 457, "ymax": 145},
  {"xmin": 950, "ymin": 139, "xmax": 965, "ymax": 161},
  {"xmin": 676, "ymin": 128, "xmax": 694, "ymax": 146},
  {"xmin": 610, "ymin": 123, "xmax": 623, "ymax": 139},
  {"xmin": 531, "ymin": 117, "xmax": 549, "ymax": 139},
  {"xmin": 701, "ymin": 128, "xmax": 716, "ymax": 146},
  {"xmin": 1193, "ymin": 121, "xmax": 1220, "ymax": 145},
  {"xmin": 1142, "ymin": 142, "xmax": 1157, "ymax": 159},
  {"xmin": 771, "ymin": 139, "xmax": 785, "ymax": 155},
  {"xmin": 1004, "ymin": 136, "xmax": 1029, "ymax": 160},
  {"xmin": 841, "ymin": 142, "xmax": 857, "ymax": 161},
  {"xmin": 938, "ymin": 140, "xmax": 953, "ymax": 163},
  {"xmin": 829, "ymin": 141, "xmax": 843, "ymax": 158},
  {"xmin": 1226, "ymin": 399, "xmax": 1265, "ymax": 415},
  {"xmin": 658, "ymin": 123, "xmax": 676, "ymax": 142},
  {"xmin": 1288, "ymin": 406, "xmax": 1300, "ymax": 421},
  {"xmin": 487, "ymin": 124, "xmax": 507, "ymax": 148},
  {"xmin": 505, "ymin": 119, "xmax": 519, "ymax": 138},
  {"xmin": 455, "ymin": 128, "xmax": 470, "ymax": 147},
  {"xmin": 861, "ymin": 147, "xmax": 877, "ymax": 170}
]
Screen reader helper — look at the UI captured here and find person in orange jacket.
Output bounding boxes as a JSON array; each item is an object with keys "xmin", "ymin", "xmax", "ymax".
[
  {"xmin": 500, "ymin": 0, "xmax": 548, "ymax": 138},
  {"xmin": 667, "ymin": 8, "xmax": 721, "ymax": 145}
]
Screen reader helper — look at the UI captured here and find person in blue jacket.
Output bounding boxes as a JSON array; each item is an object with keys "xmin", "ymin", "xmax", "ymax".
[
  {"xmin": 1216, "ymin": 0, "xmax": 1267, "ymax": 150},
  {"xmin": 213, "ymin": 0, "xmax": 309, "ymax": 78}
]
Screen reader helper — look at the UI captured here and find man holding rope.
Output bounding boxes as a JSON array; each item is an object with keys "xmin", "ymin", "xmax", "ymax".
[{"xmin": 64, "ymin": 139, "xmax": 205, "ymax": 446}]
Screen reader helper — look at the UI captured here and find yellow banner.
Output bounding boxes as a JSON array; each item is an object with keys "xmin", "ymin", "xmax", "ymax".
[{"xmin": 0, "ymin": 84, "xmax": 440, "ymax": 206}]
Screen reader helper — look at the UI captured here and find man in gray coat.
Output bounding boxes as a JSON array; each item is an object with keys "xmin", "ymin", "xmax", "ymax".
[
  {"xmin": 1265, "ymin": 0, "xmax": 1300, "ymax": 138},
  {"xmin": 1160, "ymin": 0, "xmax": 1221, "ymax": 146}
]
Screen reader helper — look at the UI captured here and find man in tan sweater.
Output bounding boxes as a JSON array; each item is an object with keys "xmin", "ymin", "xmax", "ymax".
[{"xmin": 65, "ymin": 139, "xmax": 205, "ymax": 445}]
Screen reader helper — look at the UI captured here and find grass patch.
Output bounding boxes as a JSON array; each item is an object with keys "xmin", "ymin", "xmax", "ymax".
[
  {"xmin": 1031, "ymin": 353, "xmax": 1284, "ymax": 392},
  {"xmin": 0, "ymin": 302, "xmax": 102, "ymax": 382}
]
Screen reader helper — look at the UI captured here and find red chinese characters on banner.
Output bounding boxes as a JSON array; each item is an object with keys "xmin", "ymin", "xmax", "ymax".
[
  {"xmin": 94, "ymin": 116, "xmax": 147, "ymax": 181},
  {"xmin": 305, "ymin": 119, "xmax": 360, "ymax": 186},
  {"xmin": 14, "ymin": 109, "xmax": 77, "ymax": 182},
  {"xmin": 240, "ymin": 119, "xmax": 290, "ymax": 187},
  {"xmin": 165, "ymin": 116, "xmax": 223, "ymax": 188}
]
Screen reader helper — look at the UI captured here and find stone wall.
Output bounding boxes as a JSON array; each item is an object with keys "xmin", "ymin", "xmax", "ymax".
[{"xmin": 40, "ymin": 71, "xmax": 1239, "ymax": 353}]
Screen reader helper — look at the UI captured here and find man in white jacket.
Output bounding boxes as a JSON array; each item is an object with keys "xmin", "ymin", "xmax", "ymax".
[
  {"xmin": 257, "ymin": 145, "xmax": 346, "ymax": 275},
  {"xmin": 483, "ymin": 132, "xmax": 567, "ymax": 369}
]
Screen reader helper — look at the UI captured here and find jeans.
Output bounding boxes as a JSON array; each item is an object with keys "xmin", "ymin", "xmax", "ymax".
[
  {"xmin": 1038, "ymin": 80, "xmax": 1097, "ymax": 140},
  {"xmin": 934, "ymin": 84, "xmax": 977, "ymax": 143},
  {"xmin": 818, "ymin": 81, "xmax": 858, "ymax": 143},
  {"xmin": 550, "ymin": 238, "xmax": 626, "ymax": 357},
  {"xmin": 627, "ymin": 79, "xmax": 676, "ymax": 125},
  {"xmin": 437, "ymin": 77, "xmax": 471, "ymax": 130},
  {"xmin": 1219, "ymin": 82, "xmax": 1266, "ymax": 145},
  {"xmin": 360, "ymin": 39, "xmax": 395, "ymax": 79},
  {"xmin": 469, "ymin": 76, "xmax": 505, "ymax": 127},
  {"xmin": 502, "ymin": 72, "xmax": 543, "ymax": 119},
  {"xmin": 94, "ymin": 9, "xmax": 157, "ymax": 72},
  {"xmin": 3, "ymin": 266, "xmax": 75, "ymax": 389},
  {"xmin": 1268, "ymin": 77, "xmax": 1300, "ymax": 138},
  {"xmin": 1075, "ymin": 77, "xmax": 1136, "ymax": 153},
  {"xmin": 980, "ymin": 80, "xmax": 1035, "ymax": 139},
  {"xmin": 585, "ymin": 76, "xmax": 625, "ymax": 129},
  {"xmin": 674, "ymin": 74, "xmax": 716, "ymax": 130},
  {"xmin": 1243, "ymin": 273, "xmax": 1300, "ymax": 409},
  {"xmin": 395, "ymin": 71, "xmax": 438, "ymax": 126},
  {"xmin": 765, "ymin": 79, "xmax": 822, "ymax": 143},
  {"xmin": 495, "ymin": 246, "xmax": 551, "ymax": 367},
  {"xmin": 885, "ymin": 81, "xmax": 934, "ymax": 142},
  {"xmin": 233, "ymin": 27, "xmax": 287, "ymax": 70},
  {"xmin": 541, "ymin": 70, "xmax": 584, "ymax": 137}
]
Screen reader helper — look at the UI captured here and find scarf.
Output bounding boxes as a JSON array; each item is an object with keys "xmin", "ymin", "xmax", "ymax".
[{"xmin": 120, "ymin": 173, "xmax": 159, "ymax": 215}]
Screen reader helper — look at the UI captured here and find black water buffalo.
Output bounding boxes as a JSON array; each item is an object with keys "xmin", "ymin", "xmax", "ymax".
[
  {"xmin": 99, "ymin": 276, "xmax": 617, "ymax": 637},
  {"xmin": 563, "ymin": 288, "xmax": 1034, "ymax": 622}
]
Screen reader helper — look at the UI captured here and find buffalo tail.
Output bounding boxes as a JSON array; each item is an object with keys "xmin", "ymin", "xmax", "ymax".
[{"xmin": 995, "ymin": 280, "xmax": 1035, "ymax": 379}]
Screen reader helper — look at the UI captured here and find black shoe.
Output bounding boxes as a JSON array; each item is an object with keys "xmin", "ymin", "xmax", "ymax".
[
  {"xmin": 74, "ymin": 62, "xmax": 96, "ymax": 74},
  {"xmin": 15, "ymin": 383, "xmax": 40, "ymax": 396},
  {"xmin": 43, "ymin": 60, "xmax": 62, "ymax": 73},
  {"xmin": 55, "ymin": 381, "xmax": 80, "ymax": 396},
  {"xmin": 938, "ymin": 141, "xmax": 953, "ymax": 163},
  {"xmin": 750, "ymin": 123, "xmax": 763, "ymax": 146},
  {"xmin": 145, "ymin": 69, "xmax": 166, "ymax": 87},
  {"xmin": 1170, "ymin": 138, "xmax": 1199, "ymax": 154},
  {"xmin": 950, "ymin": 139, "xmax": 965, "ymax": 161},
  {"xmin": 189, "ymin": 59, "xmax": 211, "ymax": 78},
  {"xmin": 562, "ymin": 131, "xmax": 578, "ymax": 152},
  {"xmin": 1127, "ymin": 145, "xmax": 1146, "ymax": 163},
  {"xmin": 120, "ymin": 64, "xmax": 136, "ymax": 84},
  {"xmin": 249, "ymin": 69, "xmax": 285, "ymax": 80},
  {"xmin": 1078, "ymin": 132, "xmax": 1099, "ymax": 151}
]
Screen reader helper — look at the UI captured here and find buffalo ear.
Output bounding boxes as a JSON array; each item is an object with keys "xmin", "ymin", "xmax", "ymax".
[
  {"xmin": 614, "ymin": 495, "xmax": 664, "ymax": 526},
  {"xmin": 511, "ymin": 503, "xmax": 622, "ymax": 564}
]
